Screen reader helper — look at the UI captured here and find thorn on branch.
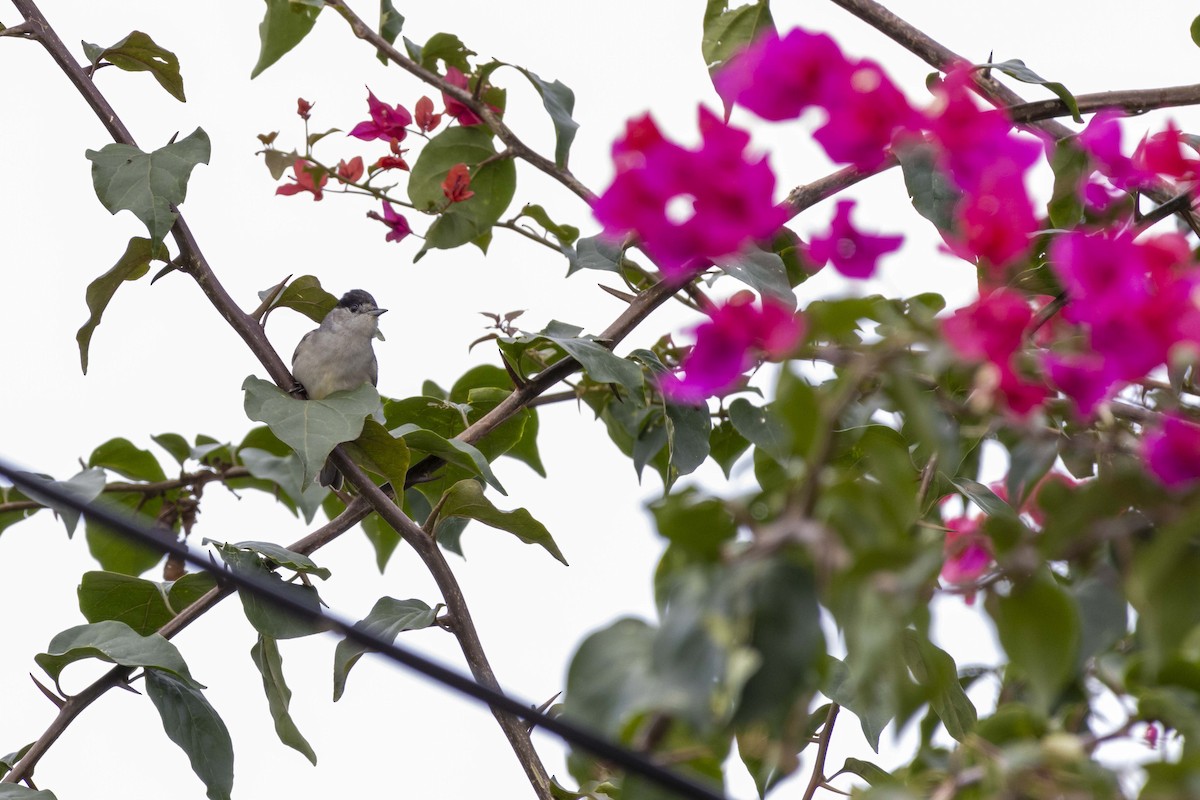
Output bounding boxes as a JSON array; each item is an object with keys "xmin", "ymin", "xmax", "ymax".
[
  {"xmin": 28, "ymin": 674, "xmax": 64, "ymax": 708},
  {"xmin": 599, "ymin": 284, "xmax": 638, "ymax": 304},
  {"xmin": 0, "ymin": 21, "xmax": 34, "ymax": 38}
]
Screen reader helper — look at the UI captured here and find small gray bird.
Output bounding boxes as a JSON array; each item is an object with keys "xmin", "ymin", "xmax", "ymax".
[{"xmin": 291, "ymin": 289, "xmax": 387, "ymax": 488}]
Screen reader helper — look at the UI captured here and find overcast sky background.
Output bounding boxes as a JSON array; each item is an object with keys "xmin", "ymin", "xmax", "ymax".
[{"xmin": 3, "ymin": 1, "xmax": 1200, "ymax": 798}]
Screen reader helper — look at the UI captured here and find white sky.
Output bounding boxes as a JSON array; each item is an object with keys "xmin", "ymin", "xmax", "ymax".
[{"xmin": 3, "ymin": 1, "xmax": 1200, "ymax": 798}]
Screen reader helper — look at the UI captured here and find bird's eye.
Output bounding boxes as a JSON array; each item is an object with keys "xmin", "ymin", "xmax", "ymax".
[{"xmin": 349, "ymin": 304, "xmax": 359, "ymax": 313}]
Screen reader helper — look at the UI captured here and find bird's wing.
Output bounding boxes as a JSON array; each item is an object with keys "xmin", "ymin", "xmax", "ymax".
[
  {"xmin": 292, "ymin": 330, "xmax": 317, "ymax": 365},
  {"xmin": 369, "ymin": 353, "xmax": 378, "ymax": 387}
]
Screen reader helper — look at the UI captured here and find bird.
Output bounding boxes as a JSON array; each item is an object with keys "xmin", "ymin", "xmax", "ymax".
[{"xmin": 291, "ymin": 289, "xmax": 388, "ymax": 488}]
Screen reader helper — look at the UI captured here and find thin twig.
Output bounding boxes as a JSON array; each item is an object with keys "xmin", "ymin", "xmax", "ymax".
[{"xmin": 801, "ymin": 703, "xmax": 840, "ymax": 800}]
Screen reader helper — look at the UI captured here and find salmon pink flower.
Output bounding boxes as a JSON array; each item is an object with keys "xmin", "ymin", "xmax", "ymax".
[
  {"xmin": 366, "ymin": 201, "xmax": 412, "ymax": 243},
  {"xmin": 660, "ymin": 292, "xmax": 803, "ymax": 403},
  {"xmin": 414, "ymin": 95, "xmax": 442, "ymax": 132},
  {"xmin": 349, "ymin": 89, "xmax": 412, "ymax": 143},
  {"xmin": 335, "ymin": 156, "xmax": 364, "ymax": 184},
  {"xmin": 275, "ymin": 159, "xmax": 327, "ymax": 201},
  {"xmin": 442, "ymin": 163, "xmax": 474, "ymax": 203},
  {"xmin": 442, "ymin": 67, "xmax": 485, "ymax": 126},
  {"xmin": 807, "ymin": 200, "xmax": 902, "ymax": 279},
  {"xmin": 592, "ymin": 107, "xmax": 787, "ymax": 278},
  {"xmin": 296, "ymin": 97, "xmax": 314, "ymax": 120}
]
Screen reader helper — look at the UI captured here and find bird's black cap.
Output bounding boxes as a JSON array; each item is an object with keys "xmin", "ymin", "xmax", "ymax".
[{"xmin": 338, "ymin": 289, "xmax": 379, "ymax": 310}]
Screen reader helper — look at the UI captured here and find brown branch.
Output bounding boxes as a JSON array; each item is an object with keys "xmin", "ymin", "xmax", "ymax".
[
  {"xmin": 801, "ymin": 703, "xmax": 840, "ymax": 800},
  {"xmin": 1009, "ymin": 84, "xmax": 1200, "ymax": 124},
  {"xmin": 0, "ymin": 467, "xmax": 251, "ymax": 514}
]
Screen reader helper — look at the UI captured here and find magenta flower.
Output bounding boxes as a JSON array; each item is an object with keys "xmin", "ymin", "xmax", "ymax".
[
  {"xmin": 1142, "ymin": 413, "xmax": 1200, "ymax": 488},
  {"xmin": 942, "ymin": 289, "xmax": 1048, "ymax": 415},
  {"xmin": 592, "ymin": 107, "xmax": 788, "ymax": 278},
  {"xmin": 1076, "ymin": 110, "xmax": 1155, "ymax": 192},
  {"xmin": 926, "ymin": 67, "xmax": 1039, "ymax": 194},
  {"xmin": 442, "ymin": 67, "xmax": 485, "ymax": 126},
  {"xmin": 1044, "ymin": 353, "xmax": 1119, "ymax": 418},
  {"xmin": 366, "ymin": 201, "xmax": 412, "ymax": 243},
  {"xmin": 944, "ymin": 172, "xmax": 1037, "ymax": 270},
  {"xmin": 660, "ymin": 292, "xmax": 803, "ymax": 403},
  {"xmin": 348, "ymin": 89, "xmax": 412, "ymax": 143},
  {"xmin": 714, "ymin": 27, "xmax": 853, "ymax": 121},
  {"xmin": 807, "ymin": 200, "xmax": 902, "ymax": 279},
  {"xmin": 941, "ymin": 515, "xmax": 992, "ymax": 604},
  {"xmin": 812, "ymin": 60, "xmax": 920, "ymax": 169}
]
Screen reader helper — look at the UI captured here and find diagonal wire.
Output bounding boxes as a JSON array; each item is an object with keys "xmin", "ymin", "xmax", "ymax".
[{"xmin": 0, "ymin": 457, "xmax": 728, "ymax": 800}]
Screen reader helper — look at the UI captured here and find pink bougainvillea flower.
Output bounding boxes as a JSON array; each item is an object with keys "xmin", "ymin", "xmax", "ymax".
[
  {"xmin": 441, "ymin": 163, "xmax": 474, "ymax": 203},
  {"xmin": 1043, "ymin": 352, "xmax": 1119, "ymax": 418},
  {"xmin": 592, "ymin": 107, "xmax": 788, "ymax": 278},
  {"xmin": 660, "ymin": 292, "xmax": 803, "ymax": 403},
  {"xmin": 943, "ymin": 171, "xmax": 1038, "ymax": 271},
  {"xmin": 348, "ymin": 89, "xmax": 412, "ymax": 143},
  {"xmin": 1134, "ymin": 122, "xmax": 1200, "ymax": 182},
  {"xmin": 442, "ymin": 67, "xmax": 485, "ymax": 126},
  {"xmin": 1142, "ymin": 413, "xmax": 1200, "ymax": 488},
  {"xmin": 335, "ymin": 156, "xmax": 364, "ymax": 184},
  {"xmin": 373, "ymin": 155, "xmax": 410, "ymax": 172},
  {"xmin": 296, "ymin": 97, "xmax": 314, "ymax": 120},
  {"xmin": 414, "ymin": 95, "xmax": 442, "ymax": 132},
  {"xmin": 275, "ymin": 159, "xmax": 327, "ymax": 201},
  {"xmin": 714, "ymin": 27, "xmax": 853, "ymax": 121},
  {"xmin": 1076, "ymin": 109, "xmax": 1155, "ymax": 191},
  {"xmin": 942, "ymin": 289, "xmax": 1048, "ymax": 415},
  {"xmin": 812, "ymin": 60, "xmax": 920, "ymax": 169},
  {"xmin": 806, "ymin": 200, "xmax": 903, "ymax": 279},
  {"xmin": 926, "ymin": 66, "xmax": 1040, "ymax": 193},
  {"xmin": 366, "ymin": 201, "xmax": 412, "ymax": 243},
  {"xmin": 940, "ymin": 515, "xmax": 992, "ymax": 604}
]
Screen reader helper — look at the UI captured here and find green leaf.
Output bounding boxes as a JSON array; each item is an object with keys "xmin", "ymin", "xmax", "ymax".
[
  {"xmin": 76, "ymin": 236, "xmax": 168, "ymax": 373},
  {"xmin": 1192, "ymin": 14, "xmax": 1200, "ymax": 48},
  {"xmin": 251, "ymin": 635, "xmax": 316, "ymax": 764},
  {"xmin": 89, "ymin": 437, "xmax": 167, "ymax": 482},
  {"xmin": 988, "ymin": 568, "xmax": 1080, "ymax": 711},
  {"xmin": 360, "ymin": 513, "xmax": 402, "ymax": 573},
  {"xmin": 36, "ymin": 621, "xmax": 198, "ymax": 692},
  {"xmin": 347, "ymin": 418, "xmax": 410, "ymax": 490},
  {"xmin": 824, "ymin": 656, "xmax": 892, "ymax": 752},
  {"xmin": 435, "ymin": 479, "xmax": 566, "ymax": 565},
  {"xmin": 834, "ymin": 758, "xmax": 896, "ymax": 787},
  {"xmin": 332, "ymin": 597, "xmax": 439, "ymax": 701},
  {"xmin": 251, "ymin": 0, "xmax": 321, "ymax": 78},
  {"xmin": 714, "ymin": 247, "xmax": 797, "ymax": 309},
  {"xmin": 418, "ymin": 32, "xmax": 474, "ymax": 73},
  {"xmin": 392, "ymin": 423, "xmax": 505, "ymax": 495},
  {"xmin": 701, "ymin": 0, "xmax": 774, "ymax": 92},
  {"xmin": 82, "ymin": 30, "xmax": 185, "ymax": 101},
  {"xmin": 145, "ymin": 669, "xmax": 234, "ymax": 800},
  {"xmin": 0, "ymin": 786, "xmax": 58, "ymax": 799},
  {"xmin": 901, "ymin": 630, "xmax": 977, "ymax": 741},
  {"xmin": 708, "ymin": 420, "xmax": 750, "ymax": 477},
  {"xmin": 569, "ymin": 234, "xmax": 623, "ymax": 275},
  {"xmin": 85, "ymin": 492, "xmax": 165, "ymax": 575},
  {"xmin": 85, "ymin": 128, "xmax": 211, "ymax": 244},
  {"xmin": 17, "ymin": 468, "xmax": 106, "ymax": 537},
  {"xmin": 375, "ymin": 0, "xmax": 404, "ymax": 64},
  {"xmin": 230, "ymin": 540, "xmax": 330, "ymax": 580},
  {"xmin": 517, "ymin": 203, "xmax": 579, "ymax": 246},
  {"xmin": 168, "ymin": 572, "xmax": 218, "ymax": 612},
  {"xmin": 1004, "ymin": 436, "xmax": 1058, "ymax": 509},
  {"xmin": 545, "ymin": 335, "xmax": 644, "ymax": 395},
  {"xmin": 242, "ymin": 376, "xmax": 380, "ymax": 484},
  {"xmin": 408, "ymin": 127, "xmax": 517, "ymax": 254},
  {"xmin": 238, "ymin": 448, "xmax": 327, "ymax": 524},
  {"xmin": 728, "ymin": 398, "xmax": 789, "ymax": 463},
  {"xmin": 897, "ymin": 143, "xmax": 961, "ymax": 234},
  {"xmin": 514, "ymin": 67, "xmax": 579, "ymax": 168},
  {"xmin": 982, "ymin": 58, "xmax": 1081, "ymax": 123},
  {"xmin": 1072, "ymin": 572, "xmax": 1128, "ymax": 668},
  {"xmin": 78, "ymin": 571, "xmax": 175, "ymax": 635},
  {"xmin": 565, "ymin": 617, "xmax": 658, "ymax": 735},
  {"xmin": 951, "ymin": 477, "xmax": 1018, "ymax": 521},
  {"xmin": 665, "ymin": 402, "xmax": 712, "ymax": 476},
  {"xmin": 213, "ymin": 543, "xmax": 326, "ymax": 639},
  {"xmin": 650, "ymin": 489, "xmax": 736, "ymax": 562},
  {"xmin": 152, "ymin": 432, "xmax": 192, "ymax": 466},
  {"xmin": 1048, "ymin": 137, "xmax": 1089, "ymax": 228},
  {"xmin": 266, "ymin": 274, "xmax": 337, "ymax": 324}
]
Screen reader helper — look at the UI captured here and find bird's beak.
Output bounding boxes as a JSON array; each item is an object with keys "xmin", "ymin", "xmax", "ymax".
[{"xmin": 369, "ymin": 308, "xmax": 388, "ymax": 316}]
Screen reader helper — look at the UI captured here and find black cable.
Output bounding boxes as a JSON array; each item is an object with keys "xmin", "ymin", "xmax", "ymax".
[{"xmin": 0, "ymin": 457, "xmax": 728, "ymax": 800}]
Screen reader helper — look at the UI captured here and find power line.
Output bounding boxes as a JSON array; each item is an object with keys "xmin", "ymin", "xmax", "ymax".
[{"xmin": 0, "ymin": 458, "xmax": 728, "ymax": 800}]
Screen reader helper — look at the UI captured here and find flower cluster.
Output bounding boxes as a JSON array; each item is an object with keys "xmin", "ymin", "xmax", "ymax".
[
  {"xmin": 660, "ymin": 292, "xmax": 803, "ymax": 403},
  {"xmin": 591, "ymin": 107, "xmax": 788, "ymax": 278},
  {"xmin": 942, "ymin": 289, "xmax": 1047, "ymax": 415}
]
